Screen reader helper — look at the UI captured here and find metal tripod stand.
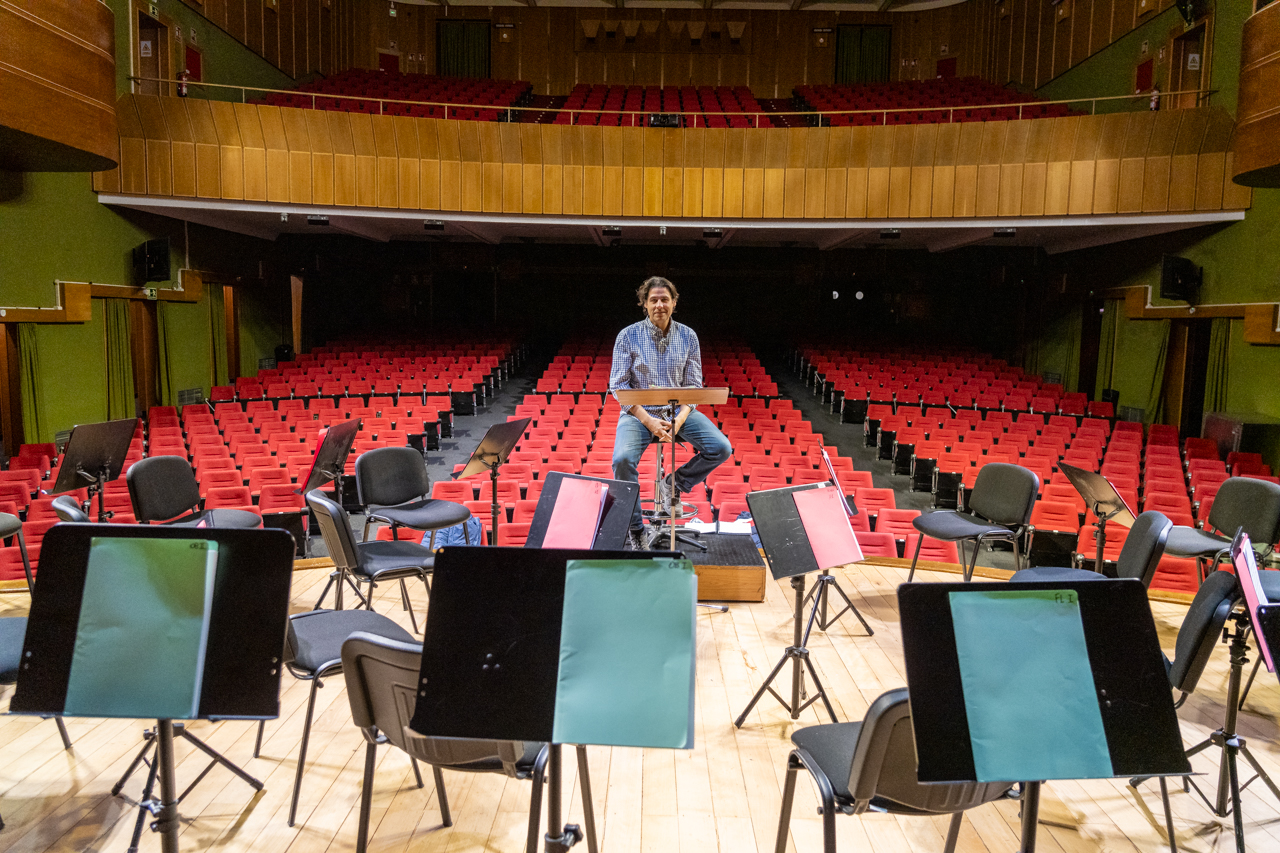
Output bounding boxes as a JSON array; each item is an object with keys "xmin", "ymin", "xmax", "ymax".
[
  {"xmin": 113, "ymin": 720, "xmax": 263, "ymax": 853},
  {"xmin": 800, "ymin": 572, "xmax": 874, "ymax": 635},
  {"xmin": 733, "ymin": 574, "xmax": 838, "ymax": 726}
]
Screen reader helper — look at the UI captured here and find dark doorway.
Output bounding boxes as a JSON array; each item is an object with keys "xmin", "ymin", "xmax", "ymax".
[
  {"xmin": 1179, "ymin": 319, "xmax": 1213, "ymax": 438},
  {"xmin": 936, "ymin": 56, "xmax": 958, "ymax": 79},
  {"xmin": 136, "ymin": 10, "xmax": 168, "ymax": 96},
  {"xmin": 437, "ymin": 21, "xmax": 491, "ymax": 79},
  {"xmin": 835, "ymin": 26, "xmax": 891, "ymax": 84}
]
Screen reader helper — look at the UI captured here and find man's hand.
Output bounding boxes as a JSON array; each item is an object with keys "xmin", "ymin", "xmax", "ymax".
[
  {"xmin": 640, "ymin": 412, "xmax": 674, "ymax": 442},
  {"xmin": 672, "ymin": 405, "xmax": 692, "ymax": 437}
]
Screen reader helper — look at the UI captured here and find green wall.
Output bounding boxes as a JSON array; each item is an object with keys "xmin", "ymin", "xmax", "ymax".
[
  {"xmin": 1034, "ymin": 0, "xmax": 1280, "ymax": 467},
  {"xmin": 106, "ymin": 0, "xmax": 293, "ymax": 99}
]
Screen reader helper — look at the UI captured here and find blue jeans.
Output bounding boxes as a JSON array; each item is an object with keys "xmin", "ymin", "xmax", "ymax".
[{"xmin": 612, "ymin": 410, "xmax": 733, "ymax": 529}]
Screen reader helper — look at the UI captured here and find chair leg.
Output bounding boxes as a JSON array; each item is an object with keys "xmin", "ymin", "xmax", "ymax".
[
  {"xmin": 254, "ymin": 720, "xmax": 264, "ymax": 758},
  {"xmin": 410, "ymin": 756, "xmax": 424, "ymax": 789},
  {"xmin": 16, "ymin": 530, "xmax": 33, "ymax": 595},
  {"xmin": 775, "ymin": 753, "xmax": 801, "ymax": 853},
  {"xmin": 288, "ymin": 678, "xmax": 323, "ymax": 827},
  {"xmin": 355, "ymin": 740, "xmax": 377, "ymax": 853},
  {"xmin": 52, "ymin": 716, "xmax": 72, "ymax": 751},
  {"xmin": 361, "ymin": 516, "xmax": 373, "ymax": 543},
  {"xmin": 907, "ymin": 532, "xmax": 925, "ymax": 583},
  {"xmin": 433, "ymin": 765, "xmax": 452, "ymax": 826},
  {"xmin": 398, "ymin": 578, "xmax": 420, "ymax": 634},
  {"xmin": 943, "ymin": 812, "xmax": 963, "ymax": 853},
  {"xmin": 576, "ymin": 745, "xmax": 599, "ymax": 853},
  {"xmin": 525, "ymin": 745, "xmax": 551, "ymax": 853},
  {"xmin": 1012, "ymin": 530, "xmax": 1024, "ymax": 572},
  {"xmin": 964, "ymin": 536, "xmax": 983, "ymax": 582}
]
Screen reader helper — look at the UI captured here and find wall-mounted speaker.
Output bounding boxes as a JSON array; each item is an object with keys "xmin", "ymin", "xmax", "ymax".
[{"xmin": 133, "ymin": 238, "xmax": 171, "ymax": 283}]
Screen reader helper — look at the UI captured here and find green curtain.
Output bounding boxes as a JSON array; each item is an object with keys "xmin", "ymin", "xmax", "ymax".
[
  {"xmin": 1094, "ymin": 300, "xmax": 1118, "ymax": 400},
  {"xmin": 836, "ymin": 26, "xmax": 891, "ymax": 84},
  {"xmin": 1203, "ymin": 317, "xmax": 1231, "ymax": 415},
  {"xmin": 17, "ymin": 324, "xmax": 45, "ymax": 444},
  {"xmin": 209, "ymin": 285, "xmax": 229, "ymax": 388},
  {"xmin": 438, "ymin": 21, "xmax": 490, "ymax": 79},
  {"xmin": 105, "ymin": 299, "xmax": 136, "ymax": 421},
  {"xmin": 156, "ymin": 301, "xmax": 175, "ymax": 408},
  {"xmin": 1062, "ymin": 307, "xmax": 1083, "ymax": 393},
  {"xmin": 1143, "ymin": 320, "xmax": 1171, "ymax": 425}
]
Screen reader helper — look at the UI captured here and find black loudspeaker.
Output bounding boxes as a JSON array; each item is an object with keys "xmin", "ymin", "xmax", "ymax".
[
  {"xmin": 1160, "ymin": 254, "xmax": 1202, "ymax": 302},
  {"xmin": 648, "ymin": 113, "xmax": 681, "ymax": 128},
  {"xmin": 275, "ymin": 343, "xmax": 295, "ymax": 364},
  {"xmin": 1101, "ymin": 388, "xmax": 1120, "ymax": 409},
  {"xmin": 133, "ymin": 238, "xmax": 171, "ymax": 283}
]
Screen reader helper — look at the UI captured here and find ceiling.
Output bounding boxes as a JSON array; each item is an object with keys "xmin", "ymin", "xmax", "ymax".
[{"xmin": 98, "ymin": 194, "xmax": 1244, "ymax": 255}]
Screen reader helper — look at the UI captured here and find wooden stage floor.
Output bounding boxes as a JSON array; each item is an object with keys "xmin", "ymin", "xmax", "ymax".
[{"xmin": 2, "ymin": 559, "xmax": 1280, "ymax": 853}]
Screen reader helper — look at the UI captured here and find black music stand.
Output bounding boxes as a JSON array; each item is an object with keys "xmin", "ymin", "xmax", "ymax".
[
  {"xmin": 456, "ymin": 417, "xmax": 531, "ymax": 544},
  {"xmin": 1058, "ymin": 462, "xmax": 1136, "ymax": 573},
  {"xmin": 49, "ymin": 419, "xmax": 138, "ymax": 522},
  {"xmin": 613, "ymin": 387, "xmax": 729, "ymax": 552},
  {"xmin": 526, "ymin": 471, "xmax": 639, "ymax": 550},
  {"xmin": 900, "ymin": 580, "xmax": 1192, "ymax": 853},
  {"xmin": 12, "ymin": 524, "xmax": 295, "ymax": 853},
  {"xmin": 410, "ymin": 546, "xmax": 694, "ymax": 853},
  {"xmin": 300, "ymin": 418, "xmax": 362, "ymax": 505},
  {"xmin": 733, "ymin": 484, "xmax": 872, "ymax": 728}
]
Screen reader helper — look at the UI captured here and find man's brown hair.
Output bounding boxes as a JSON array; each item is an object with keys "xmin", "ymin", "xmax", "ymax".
[{"xmin": 636, "ymin": 276, "xmax": 679, "ymax": 307}]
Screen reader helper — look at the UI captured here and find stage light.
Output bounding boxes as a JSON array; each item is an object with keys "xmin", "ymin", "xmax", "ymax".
[
  {"xmin": 880, "ymin": 229, "xmax": 900, "ymax": 239},
  {"xmin": 994, "ymin": 227, "xmax": 1017, "ymax": 238},
  {"xmin": 424, "ymin": 220, "xmax": 445, "ymax": 231},
  {"xmin": 307, "ymin": 215, "xmax": 329, "ymax": 226},
  {"xmin": 602, "ymin": 225, "xmax": 622, "ymax": 237}
]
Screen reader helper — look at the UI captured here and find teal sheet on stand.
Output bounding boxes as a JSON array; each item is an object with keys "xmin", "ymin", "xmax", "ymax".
[
  {"xmin": 949, "ymin": 589, "xmax": 1113, "ymax": 782},
  {"xmin": 64, "ymin": 538, "xmax": 218, "ymax": 719},
  {"xmin": 552, "ymin": 558, "xmax": 697, "ymax": 748}
]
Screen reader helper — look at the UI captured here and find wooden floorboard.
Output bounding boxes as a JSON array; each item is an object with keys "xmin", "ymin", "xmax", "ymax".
[{"xmin": 2, "ymin": 560, "xmax": 1280, "ymax": 853}]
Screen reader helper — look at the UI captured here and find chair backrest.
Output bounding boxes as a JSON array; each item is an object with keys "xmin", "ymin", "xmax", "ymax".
[
  {"xmin": 846, "ymin": 688, "xmax": 1011, "ymax": 811},
  {"xmin": 127, "ymin": 455, "xmax": 201, "ymax": 522},
  {"xmin": 968, "ymin": 463, "xmax": 1039, "ymax": 526},
  {"xmin": 1206, "ymin": 477, "xmax": 1280, "ymax": 544},
  {"xmin": 306, "ymin": 489, "xmax": 361, "ymax": 572},
  {"xmin": 1115, "ymin": 511, "xmax": 1172, "ymax": 587},
  {"xmin": 341, "ymin": 631, "xmax": 534, "ymax": 775},
  {"xmin": 1169, "ymin": 570, "xmax": 1240, "ymax": 694},
  {"xmin": 355, "ymin": 446, "xmax": 431, "ymax": 508},
  {"xmin": 50, "ymin": 495, "xmax": 90, "ymax": 523}
]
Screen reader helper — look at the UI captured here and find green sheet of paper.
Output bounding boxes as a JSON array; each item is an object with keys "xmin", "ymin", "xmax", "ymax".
[
  {"xmin": 64, "ymin": 537, "xmax": 218, "ymax": 719},
  {"xmin": 949, "ymin": 589, "xmax": 1113, "ymax": 782},
  {"xmin": 553, "ymin": 558, "xmax": 697, "ymax": 749}
]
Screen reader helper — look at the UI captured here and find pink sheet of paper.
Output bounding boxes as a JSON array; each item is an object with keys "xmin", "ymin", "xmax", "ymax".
[
  {"xmin": 792, "ymin": 486, "xmax": 864, "ymax": 570},
  {"xmin": 542, "ymin": 478, "xmax": 608, "ymax": 549}
]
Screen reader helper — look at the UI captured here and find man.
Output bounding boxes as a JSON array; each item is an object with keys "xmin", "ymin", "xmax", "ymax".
[{"xmin": 609, "ymin": 277, "xmax": 733, "ymax": 548}]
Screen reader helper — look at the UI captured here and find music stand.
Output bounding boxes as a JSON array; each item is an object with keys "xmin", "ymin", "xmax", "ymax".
[
  {"xmin": 526, "ymin": 471, "xmax": 639, "ymax": 550},
  {"xmin": 456, "ymin": 417, "xmax": 531, "ymax": 544},
  {"xmin": 900, "ymin": 580, "xmax": 1192, "ymax": 853},
  {"xmin": 300, "ymin": 418, "xmax": 362, "ymax": 506},
  {"xmin": 613, "ymin": 387, "xmax": 729, "ymax": 552},
  {"xmin": 410, "ymin": 546, "xmax": 695, "ymax": 853},
  {"xmin": 1058, "ymin": 462, "xmax": 1136, "ymax": 573},
  {"xmin": 49, "ymin": 419, "xmax": 138, "ymax": 522},
  {"xmin": 734, "ymin": 484, "xmax": 872, "ymax": 728},
  {"xmin": 12, "ymin": 524, "xmax": 295, "ymax": 853}
]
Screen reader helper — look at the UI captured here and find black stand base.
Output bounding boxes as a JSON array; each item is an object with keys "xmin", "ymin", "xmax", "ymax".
[
  {"xmin": 801, "ymin": 573, "xmax": 874, "ymax": 636},
  {"xmin": 544, "ymin": 745, "xmax": 599, "ymax": 853},
  {"xmin": 734, "ymin": 575, "xmax": 839, "ymax": 727},
  {"xmin": 113, "ymin": 721, "xmax": 263, "ymax": 853}
]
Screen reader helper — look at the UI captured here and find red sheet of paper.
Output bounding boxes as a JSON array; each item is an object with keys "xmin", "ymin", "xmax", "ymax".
[
  {"xmin": 542, "ymin": 478, "xmax": 608, "ymax": 549},
  {"xmin": 792, "ymin": 486, "xmax": 864, "ymax": 570}
]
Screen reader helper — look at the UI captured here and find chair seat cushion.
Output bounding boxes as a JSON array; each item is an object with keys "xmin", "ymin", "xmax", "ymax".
[
  {"xmin": 912, "ymin": 511, "xmax": 1010, "ymax": 542},
  {"xmin": 356, "ymin": 541, "xmax": 435, "ymax": 578},
  {"xmin": 0, "ymin": 617, "xmax": 28, "ymax": 683},
  {"xmin": 369, "ymin": 499, "xmax": 471, "ymax": 531},
  {"xmin": 167, "ymin": 509, "xmax": 263, "ymax": 529},
  {"xmin": 1010, "ymin": 566, "xmax": 1104, "ymax": 583},
  {"xmin": 431, "ymin": 740, "xmax": 546, "ymax": 774},
  {"xmin": 0, "ymin": 513, "xmax": 22, "ymax": 539},
  {"xmin": 791, "ymin": 721, "xmax": 863, "ymax": 801},
  {"xmin": 288, "ymin": 609, "xmax": 414, "ymax": 674},
  {"xmin": 1164, "ymin": 526, "xmax": 1229, "ymax": 559}
]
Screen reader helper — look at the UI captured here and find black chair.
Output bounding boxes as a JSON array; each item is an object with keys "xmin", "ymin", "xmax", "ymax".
[
  {"xmin": 126, "ymin": 455, "xmax": 261, "ymax": 528},
  {"xmin": 1130, "ymin": 569, "xmax": 1242, "ymax": 851},
  {"xmin": 1163, "ymin": 477, "xmax": 1280, "ymax": 580},
  {"xmin": 341, "ymin": 631, "xmax": 598, "ymax": 853},
  {"xmin": 907, "ymin": 463, "xmax": 1039, "ymax": 582},
  {"xmin": 254, "ymin": 609, "xmax": 416, "ymax": 828},
  {"xmin": 775, "ymin": 688, "xmax": 1010, "ymax": 853},
  {"xmin": 306, "ymin": 489, "xmax": 436, "ymax": 631},
  {"xmin": 50, "ymin": 495, "xmax": 90, "ymax": 523},
  {"xmin": 353, "ymin": 447, "xmax": 471, "ymax": 545},
  {"xmin": 1010, "ymin": 510, "xmax": 1172, "ymax": 587},
  {"xmin": 0, "ymin": 513, "xmax": 71, "ymax": 752}
]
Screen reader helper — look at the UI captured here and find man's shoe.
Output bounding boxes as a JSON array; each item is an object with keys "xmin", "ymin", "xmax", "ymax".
[
  {"xmin": 626, "ymin": 528, "xmax": 649, "ymax": 551},
  {"xmin": 656, "ymin": 473, "xmax": 682, "ymax": 516}
]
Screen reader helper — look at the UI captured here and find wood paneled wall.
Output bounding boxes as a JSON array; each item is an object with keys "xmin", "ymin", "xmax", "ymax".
[
  {"xmin": 181, "ymin": 0, "xmax": 355, "ymax": 80},
  {"xmin": 96, "ymin": 95, "xmax": 1250, "ymax": 220},
  {"xmin": 1233, "ymin": 1, "xmax": 1280, "ymax": 187},
  {"xmin": 0, "ymin": 0, "xmax": 118, "ymax": 171}
]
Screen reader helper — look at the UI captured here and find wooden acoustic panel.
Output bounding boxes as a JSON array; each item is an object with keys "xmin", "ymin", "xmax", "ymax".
[
  {"xmin": 1233, "ymin": 2, "xmax": 1280, "ymax": 187},
  {"xmin": 101, "ymin": 97, "xmax": 1251, "ymax": 221}
]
